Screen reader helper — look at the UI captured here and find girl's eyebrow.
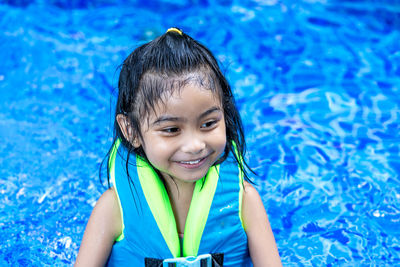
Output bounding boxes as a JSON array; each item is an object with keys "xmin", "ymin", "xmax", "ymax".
[
  {"xmin": 152, "ymin": 115, "xmax": 181, "ymax": 126},
  {"xmin": 199, "ymin": 106, "xmax": 221, "ymax": 119},
  {"xmin": 152, "ymin": 106, "xmax": 222, "ymax": 126}
]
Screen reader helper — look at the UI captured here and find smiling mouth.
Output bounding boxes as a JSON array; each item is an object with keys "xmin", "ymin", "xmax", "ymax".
[
  {"xmin": 176, "ymin": 155, "xmax": 209, "ymax": 169},
  {"xmin": 179, "ymin": 159, "xmax": 202, "ymax": 164}
]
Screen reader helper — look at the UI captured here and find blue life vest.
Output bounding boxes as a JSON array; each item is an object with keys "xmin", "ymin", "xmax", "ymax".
[{"xmin": 107, "ymin": 139, "xmax": 251, "ymax": 266}]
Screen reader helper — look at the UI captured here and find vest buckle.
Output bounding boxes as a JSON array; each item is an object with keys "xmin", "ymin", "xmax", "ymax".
[{"xmin": 163, "ymin": 253, "xmax": 212, "ymax": 267}]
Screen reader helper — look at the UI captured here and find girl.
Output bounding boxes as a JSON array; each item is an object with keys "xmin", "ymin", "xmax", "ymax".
[{"xmin": 75, "ymin": 28, "xmax": 282, "ymax": 267}]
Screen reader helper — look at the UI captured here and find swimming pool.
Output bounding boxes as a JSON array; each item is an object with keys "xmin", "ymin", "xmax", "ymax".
[{"xmin": 1, "ymin": 0, "xmax": 399, "ymax": 265}]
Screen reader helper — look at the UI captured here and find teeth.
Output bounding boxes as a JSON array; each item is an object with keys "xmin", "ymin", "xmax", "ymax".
[{"xmin": 181, "ymin": 159, "xmax": 201, "ymax": 164}]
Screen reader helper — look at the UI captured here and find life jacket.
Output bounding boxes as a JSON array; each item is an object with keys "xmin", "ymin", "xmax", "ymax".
[{"xmin": 106, "ymin": 139, "xmax": 251, "ymax": 266}]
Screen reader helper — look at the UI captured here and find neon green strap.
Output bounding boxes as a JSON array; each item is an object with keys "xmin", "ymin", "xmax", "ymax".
[
  {"xmin": 109, "ymin": 139, "xmax": 125, "ymax": 242},
  {"xmin": 183, "ymin": 165, "xmax": 219, "ymax": 256},
  {"xmin": 136, "ymin": 156, "xmax": 181, "ymax": 257},
  {"xmin": 232, "ymin": 143, "xmax": 245, "ymax": 228}
]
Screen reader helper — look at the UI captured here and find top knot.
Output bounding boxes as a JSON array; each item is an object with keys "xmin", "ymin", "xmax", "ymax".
[{"xmin": 166, "ymin": 27, "xmax": 183, "ymax": 35}]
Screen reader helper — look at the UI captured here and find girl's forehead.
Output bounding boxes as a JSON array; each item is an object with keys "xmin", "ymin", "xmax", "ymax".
[
  {"xmin": 153, "ymin": 83, "xmax": 222, "ymax": 114},
  {"xmin": 163, "ymin": 78, "xmax": 221, "ymax": 99}
]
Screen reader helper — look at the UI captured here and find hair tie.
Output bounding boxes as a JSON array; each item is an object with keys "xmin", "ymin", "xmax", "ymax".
[{"xmin": 166, "ymin": 27, "xmax": 183, "ymax": 35}]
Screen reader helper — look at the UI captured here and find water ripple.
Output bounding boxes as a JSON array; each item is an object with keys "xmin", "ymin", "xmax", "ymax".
[{"xmin": 1, "ymin": 0, "xmax": 400, "ymax": 265}]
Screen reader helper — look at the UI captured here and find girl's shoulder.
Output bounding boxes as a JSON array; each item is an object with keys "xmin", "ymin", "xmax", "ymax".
[
  {"xmin": 95, "ymin": 188, "xmax": 122, "ymax": 237},
  {"xmin": 242, "ymin": 181, "xmax": 262, "ymax": 208},
  {"xmin": 241, "ymin": 181, "xmax": 282, "ymax": 266},
  {"xmin": 75, "ymin": 188, "xmax": 122, "ymax": 266}
]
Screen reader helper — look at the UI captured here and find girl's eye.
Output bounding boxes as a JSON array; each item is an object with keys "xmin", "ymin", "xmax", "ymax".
[
  {"xmin": 161, "ymin": 127, "xmax": 180, "ymax": 134},
  {"xmin": 201, "ymin": 120, "xmax": 217, "ymax": 129}
]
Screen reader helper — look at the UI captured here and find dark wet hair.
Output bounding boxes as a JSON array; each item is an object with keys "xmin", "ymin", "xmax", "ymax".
[{"xmin": 101, "ymin": 28, "xmax": 254, "ymax": 188}]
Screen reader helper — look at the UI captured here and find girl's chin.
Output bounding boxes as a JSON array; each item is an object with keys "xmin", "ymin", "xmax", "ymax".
[
  {"xmin": 174, "ymin": 173, "xmax": 206, "ymax": 183},
  {"xmin": 169, "ymin": 169, "xmax": 210, "ymax": 184},
  {"xmin": 159, "ymin": 170, "xmax": 205, "ymax": 183}
]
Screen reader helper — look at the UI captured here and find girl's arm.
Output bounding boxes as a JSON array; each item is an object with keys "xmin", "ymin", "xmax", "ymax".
[
  {"xmin": 242, "ymin": 181, "xmax": 282, "ymax": 267},
  {"xmin": 75, "ymin": 188, "xmax": 122, "ymax": 267}
]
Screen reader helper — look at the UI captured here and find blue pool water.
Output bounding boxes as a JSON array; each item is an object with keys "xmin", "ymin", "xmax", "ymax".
[{"xmin": 1, "ymin": 0, "xmax": 400, "ymax": 266}]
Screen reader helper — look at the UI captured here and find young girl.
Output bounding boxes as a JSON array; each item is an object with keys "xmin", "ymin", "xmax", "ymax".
[{"xmin": 75, "ymin": 28, "xmax": 281, "ymax": 267}]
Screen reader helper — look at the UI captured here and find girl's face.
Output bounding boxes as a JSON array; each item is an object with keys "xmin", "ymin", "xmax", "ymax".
[{"xmin": 136, "ymin": 82, "xmax": 226, "ymax": 184}]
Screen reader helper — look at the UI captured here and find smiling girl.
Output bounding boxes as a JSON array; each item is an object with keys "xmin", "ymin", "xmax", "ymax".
[{"xmin": 75, "ymin": 28, "xmax": 282, "ymax": 267}]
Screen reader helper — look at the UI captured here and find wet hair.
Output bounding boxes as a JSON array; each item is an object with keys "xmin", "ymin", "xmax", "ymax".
[{"xmin": 101, "ymin": 28, "xmax": 254, "ymax": 188}]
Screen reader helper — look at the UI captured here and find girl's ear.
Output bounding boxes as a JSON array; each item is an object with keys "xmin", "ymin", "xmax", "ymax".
[{"xmin": 116, "ymin": 114, "xmax": 141, "ymax": 148}]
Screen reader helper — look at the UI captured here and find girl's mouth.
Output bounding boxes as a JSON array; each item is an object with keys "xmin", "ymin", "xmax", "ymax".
[{"xmin": 176, "ymin": 156, "xmax": 208, "ymax": 169}]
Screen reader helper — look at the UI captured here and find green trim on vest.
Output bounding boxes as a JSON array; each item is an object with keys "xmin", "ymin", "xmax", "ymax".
[
  {"xmin": 136, "ymin": 155, "xmax": 181, "ymax": 257},
  {"xmin": 183, "ymin": 165, "xmax": 219, "ymax": 257},
  {"xmin": 233, "ymin": 142, "xmax": 245, "ymax": 229},
  {"xmin": 109, "ymin": 139, "xmax": 125, "ymax": 242}
]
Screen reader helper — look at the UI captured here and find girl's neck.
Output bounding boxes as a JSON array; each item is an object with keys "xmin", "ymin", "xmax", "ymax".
[{"xmin": 163, "ymin": 175, "xmax": 196, "ymax": 237}]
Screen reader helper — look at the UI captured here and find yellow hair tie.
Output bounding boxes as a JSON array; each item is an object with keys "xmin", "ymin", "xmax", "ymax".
[{"xmin": 166, "ymin": 27, "xmax": 183, "ymax": 35}]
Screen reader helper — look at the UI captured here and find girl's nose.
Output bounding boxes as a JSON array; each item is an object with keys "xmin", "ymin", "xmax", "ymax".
[{"xmin": 181, "ymin": 135, "xmax": 206, "ymax": 154}]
